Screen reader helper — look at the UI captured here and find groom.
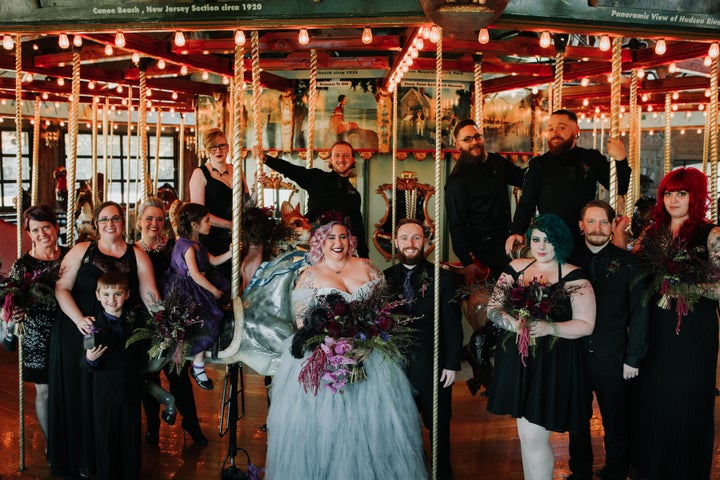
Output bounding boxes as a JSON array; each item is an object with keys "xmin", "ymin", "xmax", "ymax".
[{"xmin": 384, "ymin": 219, "xmax": 463, "ymax": 480}]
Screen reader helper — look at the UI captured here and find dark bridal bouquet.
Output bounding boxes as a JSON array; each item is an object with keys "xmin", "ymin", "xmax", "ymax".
[
  {"xmin": 126, "ymin": 287, "xmax": 205, "ymax": 373},
  {"xmin": 490, "ymin": 276, "xmax": 577, "ymax": 367},
  {"xmin": 635, "ymin": 228, "xmax": 720, "ymax": 334},
  {"xmin": 291, "ymin": 288, "xmax": 416, "ymax": 395},
  {"xmin": 0, "ymin": 269, "xmax": 58, "ymax": 324}
]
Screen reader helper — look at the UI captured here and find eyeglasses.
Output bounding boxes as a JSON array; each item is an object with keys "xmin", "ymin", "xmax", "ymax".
[
  {"xmin": 97, "ymin": 215, "xmax": 122, "ymax": 224},
  {"xmin": 207, "ymin": 143, "xmax": 229, "ymax": 153},
  {"xmin": 459, "ymin": 133, "xmax": 483, "ymax": 143}
]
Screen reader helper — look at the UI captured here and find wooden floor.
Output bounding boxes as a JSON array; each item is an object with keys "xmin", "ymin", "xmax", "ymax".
[{"xmin": 1, "ymin": 347, "xmax": 719, "ymax": 480}]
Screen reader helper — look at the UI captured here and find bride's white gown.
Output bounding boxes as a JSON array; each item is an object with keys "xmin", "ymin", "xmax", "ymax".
[{"xmin": 265, "ymin": 278, "xmax": 428, "ymax": 479}]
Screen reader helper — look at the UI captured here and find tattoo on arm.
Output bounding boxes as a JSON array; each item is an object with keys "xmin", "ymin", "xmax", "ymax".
[
  {"xmin": 488, "ymin": 308, "xmax": 514, "ymax": 332},
  {"xmin": 708, "ymin": 228, "xmax": 720, "ymax": 270}
]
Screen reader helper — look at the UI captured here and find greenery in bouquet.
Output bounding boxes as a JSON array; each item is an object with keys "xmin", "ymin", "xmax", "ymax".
[
  {"xmin": 635, "ymin": 227, "xmax": 720, "ymax": 334},
  {"xmin": 0, "ymin": 269, "xmax": 58, "ymax": 324},
  {"xmin": 126, "ymin": 287, "xmax": 205, "ymax": 374},
  {"xmin": 490, "ymin": 275, "xmax": 577, "ymax": 367},
  {"xmin": 291, "ymin": 288, "xmax": 417, "ymax": 395}
]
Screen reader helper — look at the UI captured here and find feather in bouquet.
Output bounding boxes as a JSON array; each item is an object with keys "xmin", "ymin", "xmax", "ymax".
[
  {"xmin": 490, "ymin": 276, "xmax": 576, "ymax": 367},
  {"xmin": 635, "ymin": 227, "xmax": 720, "ymax": 334},
  {"xmin": 126, "ymin": 287, "xmax": 205, "ymax": 374},
  {"xmin": 0, "ymin": 269, "xmax": 58, "ymax": 324},
  {"xmin": 291, "ymin": 288, "xmax": 417, "ymax": 395}
]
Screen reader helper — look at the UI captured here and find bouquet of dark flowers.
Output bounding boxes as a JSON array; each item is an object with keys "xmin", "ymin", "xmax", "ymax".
[
  {"xmin": 291, "ymin": 288, "xmax": 417, "ymax": 395},
  {"xmin": 635, "ymin": 227, "xmax": 720, "ymax": 334},
  {"xmin": 126, "ymin": 287, "xmax": 205, "ymax": 374},
  {"xmin": 0, "ymin": 268, "xmax": 58, "ymax": 324},
  {"xmin": 490, "ymin": 275, "xmax": 577, "ymax": 367}
]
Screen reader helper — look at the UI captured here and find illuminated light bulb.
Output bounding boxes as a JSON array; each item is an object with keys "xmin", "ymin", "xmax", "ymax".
[
  {"xmin": 94, "ymin": 96, "xmax": 99, "ymax": 103},
  {"xmin": 234, "ymin": 30, "xmax": 246, "ymax": 46},
  {"xmin": 117, "ymin": 84, "xmax": 123, "ymax": 93},
  {"xmin": 620, "ymin": 105, "xmax": 625, "ymax": 113},
  {"xmin": 170, "ymin": 108, "xmax": 176, "ymax": 114},
  {"xmin": 429, "ymin": 26, "xmax": 440, "ymax": 43},
  {"xmin": 401, "ymin": 63, "xmax": 409, "ymax": 73},
  {"xmin": 647, "ymin": 105, "xmax": 653, "ymax": 112},
  {"xmin": 709, "ymin": 43, "xmax": 719, "ymax": 59},
  {"xmin": 649, "ymin": 130, "xmax": 654, "ymax": 136},
  {"xmin": 669, "ymin": 62, "xmax": 677, "ymax": 73},
  {"xmin": 582, "ymin": 98, "xmax": 589, "ymax": 106},
  {"xmin": 705, "ymin": 88, "xmax": 712, "ymax": 97},
  {"xmin": 104, "ymin": 44, "xmax": 113, "ymax": 55},
  {"xmin": 131, "ymin": 52, "xmax": 140, "ymax": 63},
  {"xmin": 146, "ymin": 88, "xmax": 152, "ymax": 97},
  {"xmin": 654, "ymin": 38, "xmax": 666, "ymax": 55},
  {"xmin": 539, "ymin": 31, "xmax": 551, "ymax": 48},
  {"xmin": 114, "ymin": 31, "xmax": 125, "ymax": 48},
  {"xmin": 477, "ymin": 28, "xmax": 489, "ymax": 45},
  {"xmin": 361, "ymin": 27, "xmax": 373, "ymax": 45},
  {"xmin": 180, "ymin": 65, "xmax": 188, "ymax": 76},
  {"xmin": 222, "ymin": 76, "xmax": 230, "ymax": 85},
  {"xmin": 686, "ymin": 111, "xmax": 691, "ymax": 118},
  {"xmin": 413, "ymin": 36, "xmax": 424, "ymax": 50},
  {"xmin": 157, "ymin": 58, "xmax": 166, "ymax": 69},
  {"xmin": 25, "ymin": 73, "xmax": 33, "ymax": 82},
  {"xmin": 202, "ymin": 70, "xmax": 209, "ymax": 81},
  {"xmin": 45, "ymin": 120, "xmax": 50, "ymax": 126},
  {"xmin": 42, "ymin": 92, "xmax": 48, "ymax": 100},
  {"xmin": 698, "ymin": 128, "xmax": 702, "ymax": 134},
  {"xmin": 621, "ymin": 131, "xmax": 626, "ymax": 136},
  {"xmin": 30, "ymin": 119, "xmax": 34, "ymax": 125},
  {"xmin": 54, "ymin": 102, "xmax": 60, "ymax": 108},
  {"xmin": 2, "ymin": 35, "xmax": 12, "ymax": 50},
  {"xmin": 704, "ymin": 56, "xmax": 712, "ymax": 67},
  {"xmin": 172, "ymin": 91, "xmax": 178, "ymax": 100},
  {"xmin": 32, "ymin": 43, "xmax": 38, "ymax": 51},
  {"xmin": 73, "ymin": 35, "xmax": 82, "ymax": 47},
  {"xmin": 672, "ymin": 91, "xmax": 679, "ymax": 100},
  {"xmin": 59, "ymin": 121, "xmax": 65, "ymax": 127},
  {"xmin": 58, "ymin": 33, "xmax": 70, "ymax": 49},
  {"xmin": 637, "ymin": 68, "xmax": 645, "ymax": 79},
  {"xmin": 88, "ymin": 81, "xmax": 95, "ymax": 90},
  {"xmin": 607, "ymin": 74, "xmax": 612, "ymax": 83},
  {"xmin": 57, "ymin": 77, "xmax": 65, "ymax": 86},
  {"xmin": 619, "ymin": 113, "xmax": 624, "ymax": 119},
  {"xmin": 599, "ymin": 35, "xmax": 610, "ymax": 52},
  {"xmin": 671, "ymin": 104, "xmax": 678, "ymax": 111},
  {"xmin": 595, "ymin": 107, "xmax": 600, "ymax": 114},
  {"xmin": 405, "ymin": 56, "xmax": 414, "ymax": 66},
  {"xmin": 699, "ymin": 104, "xmax": 705, "ymax": 111},
  {"xmin": 174, "ymin": 31, "xmax": 186, "ymax": 47},
  {"xmin": 680, "ymin": 129, "xmax": 685, "ymax": 135},
  {"xmin": 531, "ymin": 86, "xmax": 539, "ymax": 94},
  {"xmin": 410, "ymin": 47, "xmax": 418, "ymax": 58},
  {"xmin": 581, "ymin": 77, "xmax": 589, "ymax": 87},
  {"xmin": 85, "ymin": 122, "xmax": 90, "ymax": 128},
  {"xmin": 641, "ymin": 93, "xmax": 648, "ymax": 102},
  {"xmin": 298, "ymin": 28, "xmax": 310, "ymax": 45},
  {"xmin": 121, "ymin": 98, "xmax": 127, "ymax": 106},
  {"xmin": 652, "ymin": 111, "xmax": 657, "ymax": 117},
  {"xmin": 421, "ymin": 26, "xmax": 430, "ymax": 40}
]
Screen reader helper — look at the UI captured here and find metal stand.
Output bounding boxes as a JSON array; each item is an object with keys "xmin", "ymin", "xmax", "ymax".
[{"xmin": 219, "ymin": 362, "xmax": 249, "ymax": 480}]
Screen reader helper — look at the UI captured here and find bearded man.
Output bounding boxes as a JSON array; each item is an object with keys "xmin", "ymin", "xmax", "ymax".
[
  {"xmin": 384, "ymin": 219, "xmax": 462, "ymax": 480},
  {"xmin": 444, "ymin": 119, "xmax": 526, "ymax": 283},
  {"xmin": 505, "ymin": 109, "xmax": 631, "ymax": 252}
]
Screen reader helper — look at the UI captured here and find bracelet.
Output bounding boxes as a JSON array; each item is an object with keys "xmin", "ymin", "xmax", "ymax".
[{"xmin": 548, "ymin": 322, "xmax": 559, "ymax": 337}]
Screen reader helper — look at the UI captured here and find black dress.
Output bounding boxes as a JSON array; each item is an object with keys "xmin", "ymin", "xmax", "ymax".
[
  {"xmin": 487, "ymin": 262, "xmax": 589, "ymax": 434},
  {"xmin": 9, "ymin": 249, "xmax": 68, "ymax": 384},
  {"xmin": 631, "ymin": 223, "xmax": 718, "ymax": 480},
  {"xmin": 198, "ymin": 165, "xmax": 232, "ymax": 268},
  {"xmin": 48, "ymin": 243, "xmax": 140, "ymax": 477}
]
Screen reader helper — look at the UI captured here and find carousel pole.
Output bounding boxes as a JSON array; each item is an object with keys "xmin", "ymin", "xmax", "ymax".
[
  {"xmin": 663, "ymin": 93, "xmax": 672, "ymax": 175},
  {"xmin": 103, "ymin": 97, "xmax": 110, "ymax": 202},
  {"xmin": 608, "ymin": 37, "xmax": 621, "ymax": 212},
  {"xmin": 91, "ymin": 98, "xmax": 99, "ymax": 206},
  {"xmin": 626, "ymin": 70, "xmax": 639, "ymax": 217},
  {"xmin": 14, "ymin": 33, "xmax": 26, "ymax": 473},
  {"xmin": 138, "ymin": 67, "xmax": 148, "ymax": 203},
  {"xmin": 230, "ymin": 42, "xmax": 245, "ymax": 299},
  {"xmin": 390, "ymin": 87, "xmax": 398, "ymax": 260},
  {"xmin": 32, "ymin": 97, "xmax": 40, "ymax": 205},
  {"xmin": 66, "ymin": 50, "xmax": 81, "ymax": 247},
  {"xmin": 153, "ymin": 108, "xmax": 162, "ymax": 195},
  {"xmin": 305, "ymin": 49, "xmax": 318, "ymax": 212},
  {"xmin": 553, "ymin": 48, "xmax": 564, "ymax": 112},
  {"xmin": 178, "ymin": 114, "xmax": 186, "ymax": 199},
  {"xmin": 125, "ymin": 87, "xmax": 132, "ymax": 239},
  {"xmin": 251, "ymin": 31, "xmax": 264, "ymax": 207},
  {"xmin": 709, "ymin": 56, "xmax": 718, "ymax": 222},
  {"xmin": 431, "ymin": 26, "xmax": 443, "ymax": 480},
  {"xmin": 703, "ymin": 108, "xmax": 709, "ymax": 176},
  {"xmin": 473, "ymin": 54, "xmax": 483, "ymax": 133}
]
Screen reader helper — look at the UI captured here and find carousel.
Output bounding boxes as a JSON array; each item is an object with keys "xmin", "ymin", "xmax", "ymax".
[{"xmin": 0, "ymin": 0, "xmax": 718, "ymax": 479}]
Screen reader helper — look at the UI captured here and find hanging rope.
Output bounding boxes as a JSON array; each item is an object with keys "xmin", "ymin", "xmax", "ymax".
[
  {"xmin": 138, "ymin": 69, "xmax": 148, "ymax": 203},
  {"xmin": 553, "ymin": 50, "xmax": 564, "ymax": 112},
  {"xmin": 473, "ymin": 54, "xmax": 483, "ymax": 132},
  {"xmin": 391, "ymin": 88, "xmax": 398, "ymax": 261},
  {"xmin": 306, "ymin": 49, "xmax": 318, "ymax": 213},
  {"xmin": 103, "ymin": 97, "xmax": 109, "ymax": 202},
  {"xmin": 231, "ymin": 43, "xmax": 245, "ymax": 298},
  {"xmin": 608, "ymin": 37, "xmax": 621, "ymax": 211},
  {"xmin": 251, "ymin": 31, "xmax": 264, "ymax": 206},
  {"xmin": 626, "ymin": 70, "xmax": 638, "ymax": 217},
  {"xmin": 153, "ymin": 108, "xmax": 161, "ymax": 195},
  {"xmin": 633, "ymin": 106, "xmax": 642, "ymax": 216},
  {"xmin": 125, "ymin": 87, "xmax": 132, "ymax": 240},
  {"xmin": 702, "ymin": 107, "xmax": 709, "ymax": 176},
  {"xmin": 663, "ymin": 93, "xmax": 672, "ymax": 175},
  {"xmin": 66, "ymin": 51, "xmax": 81, "ymax": 248},
  {"xmin": 709, "ymin": 56, "xmax": 719, "ymax": 223},
  {"xmin": 13, "ymin": 34, "xmax": 26, "ymax": 472},
  {"xmin": 431, "ymin": 27, "xmax": 443, "ymax": 480},
  {"xmin": 91, "ymin": 99, "xmax": 99, "ymax": 206},
  {"xmin": 32, "ymin": 97, "xmax": 40, "ymax": 205}
]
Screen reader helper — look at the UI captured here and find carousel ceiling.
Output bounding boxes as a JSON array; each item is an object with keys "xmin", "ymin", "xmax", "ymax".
[{"xmin": 0, "ymin": 25, "xmax": 717, "ymax": 118}]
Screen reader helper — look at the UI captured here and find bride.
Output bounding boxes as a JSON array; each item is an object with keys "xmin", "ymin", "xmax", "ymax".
[{"xmin": 265, "ymin": 215, "xmax": 427, "ymax": 479}]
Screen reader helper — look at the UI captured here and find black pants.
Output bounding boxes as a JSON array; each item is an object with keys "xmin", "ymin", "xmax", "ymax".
[
  {"xmin": 473, "ymin": 234, "xmax": 511, "ymax": 280},
  {"xmin": 569, "ymin": 353, "xmax": 630, "ymax": 480},
  {"xmin": 415, "ymin": 384, "xmax": 454, "ymax": 480}
]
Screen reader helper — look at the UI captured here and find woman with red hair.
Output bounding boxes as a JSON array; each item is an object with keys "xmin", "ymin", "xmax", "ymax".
[{"xmin": 631, "ymin": 167, "xmax": 720, "ymax": 479}]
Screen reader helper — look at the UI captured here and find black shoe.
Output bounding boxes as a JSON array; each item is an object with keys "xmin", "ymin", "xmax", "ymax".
[
  {"xmin": 145, "ymin": 430, "xmax": 159, "ymax": 446},
  {"xmin": 190, "ymin": 366, "xmax": 214, "ymax": 390},
  {"xmin": 161, "ymin": 408, "xmax": 177, "ymax": 425},
  {"xmin": 182, "ymin": 420, "xmax": 208, "ymax": 447}
]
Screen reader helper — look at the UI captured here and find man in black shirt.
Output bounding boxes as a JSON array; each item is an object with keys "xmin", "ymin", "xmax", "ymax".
[
  {"xmin": 445, "ymin": 119, "xmax": 526, "ymax": 283},
  {"xmin": 567, "ymin": 200, "xmax": 648, "ymax": 480},
  {"xmin": 505, "ymin": 109, "xmax": 631, "ymax": 253},
  {"xmin": 255, "ymin": 141, "xmax": 369, "ymax": 258}
]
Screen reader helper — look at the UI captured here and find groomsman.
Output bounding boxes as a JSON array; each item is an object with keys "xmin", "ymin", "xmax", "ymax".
[{"xmin": 384, "ymin": 219, "xmax": 463, "ymax": 480}]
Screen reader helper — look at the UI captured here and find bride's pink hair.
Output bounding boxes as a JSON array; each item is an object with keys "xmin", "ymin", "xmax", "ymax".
[{"xmin": 307, "ymin": 220, "xmax": 357, "ymax": 265}]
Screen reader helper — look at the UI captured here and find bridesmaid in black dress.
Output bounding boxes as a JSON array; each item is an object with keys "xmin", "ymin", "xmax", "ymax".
[
  {"xmin": 487, "ymin": 214, "xmax": 595, "ymax": 480},
  {"xmin": 631, "ymin": 168, "xmax": 720, "ymax": 480},
  {"xmin": 49, "ymin": 201, "xmax": 159, "ymax": 478}
]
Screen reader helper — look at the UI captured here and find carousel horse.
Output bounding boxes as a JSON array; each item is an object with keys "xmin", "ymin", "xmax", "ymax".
[
  {"xmin": 53, "ymin": 166, "xmax": 67, "ymax": 210},
  {"xmin": 278, "ymin": 201, "xmax": 311, "ymax": 253},
  {"xmin": 75, "ymin": 180, "xmax": 96, "ymax": 242}
]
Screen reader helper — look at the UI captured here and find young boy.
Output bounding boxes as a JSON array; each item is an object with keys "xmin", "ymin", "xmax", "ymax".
[{"xmin": 83, "ymin": 272, "xmax": 145, "ymax": 480}]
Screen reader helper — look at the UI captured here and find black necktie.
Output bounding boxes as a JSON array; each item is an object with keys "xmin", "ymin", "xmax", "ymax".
[
  {"xmin": 403, "ymin": 268, "xmax": 415, "ymax": 303},
  {"xmin": 589, "ymin": 254, "xmax": 598, "ymax": 283}
]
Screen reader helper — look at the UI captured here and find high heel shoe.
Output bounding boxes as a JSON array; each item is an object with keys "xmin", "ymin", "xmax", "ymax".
[
  {"xmin": 190, "ymin": 365, "xmax": 214, "ymax": 390},
  {"xmin": 182, "ymin": 420, "xmax": 208, "ymax": 447}
]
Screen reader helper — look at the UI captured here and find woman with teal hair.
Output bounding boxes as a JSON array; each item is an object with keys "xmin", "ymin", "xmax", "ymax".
[{"xmin": 487, "ymin": 214, "xmax": 596, "ymax": 480}]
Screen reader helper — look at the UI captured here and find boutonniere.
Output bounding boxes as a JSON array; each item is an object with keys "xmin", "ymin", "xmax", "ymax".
[
  {"xmin": 420, "ymin": 269, "xmax": 432, "ymax": 298},
  {"xmin": 605, "ymin": 259, "xmax": 622, "ymax": 278}
]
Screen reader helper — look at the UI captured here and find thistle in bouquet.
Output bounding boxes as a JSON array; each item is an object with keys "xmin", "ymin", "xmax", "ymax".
[
  {"xmin": 126, "ymin": 287, "xmax": 205, "ymax": 374},
  {"xmin": 490, "ymin": 276, "xmax": 573, "ymax": 367},
  {"xmin": 291, "ymin": 288, "xmax": 417, "ymax": 395},
  {"xmin": 635, "ymin": 228, "xmax": 720, "ymax": 334},
  {"xmin": 0, "ymin": 269, "xmax": 57, "ymax": 324}
]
